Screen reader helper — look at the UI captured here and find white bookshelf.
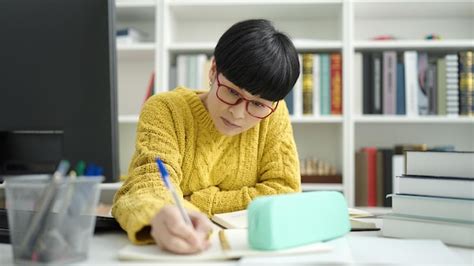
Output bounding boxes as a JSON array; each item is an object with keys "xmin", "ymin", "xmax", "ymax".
[{"xmin": 115, "ymin": 0, "xmax": 474, "ymax": 207}]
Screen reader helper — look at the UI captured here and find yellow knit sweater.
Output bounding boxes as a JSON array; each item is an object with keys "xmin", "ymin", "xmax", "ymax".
[{"xmin": 112, "ymin": 87, "xmax": 300, "ymax": 244}]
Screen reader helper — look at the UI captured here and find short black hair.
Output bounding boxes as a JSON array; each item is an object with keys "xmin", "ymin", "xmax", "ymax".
[{"xmin": 214, "ymin": 19, "xmax": 299, "ymax": 101}]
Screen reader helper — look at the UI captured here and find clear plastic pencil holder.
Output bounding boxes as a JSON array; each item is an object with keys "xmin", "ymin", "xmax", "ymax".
[{"xmin": 4, "ymin": 175, "xmax": 103, "ymax": 264}]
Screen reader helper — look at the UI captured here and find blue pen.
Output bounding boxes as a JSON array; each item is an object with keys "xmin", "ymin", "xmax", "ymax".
[{"xmin": 156, "ymin": 158, "xmax": 192, "ymax": 226}]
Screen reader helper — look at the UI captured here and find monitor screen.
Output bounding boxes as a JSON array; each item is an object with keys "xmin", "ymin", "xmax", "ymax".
[{"xmin": 0, "ymin": 0, "xmax": 119, "ymax": 182}]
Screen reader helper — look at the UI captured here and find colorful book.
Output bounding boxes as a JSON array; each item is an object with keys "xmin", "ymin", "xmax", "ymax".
[
  {"xmin": 417, "ymin": 52, "xmax": 429, "ymax": 115},
  {"xmin": 293, "ymin": 54, "xmax": 303, "ymax": 117},
  {"xmin": 363, "ymin": 53, "xmax": 373, "ymax": 114},
  {"xmin": 459, "ymin": 51, "xmax": 473, "ymax": 116},
  {"xmin": 320, "ymin": 54, "xmax": 331, "ymax": 115},
  {"xmin": 312, "ymin": 54, "xmax": 321, "ymax": 116},
  {"xmin": 437, "ymin": 58, "xmax": 447, "ymax": 115},
  {"xmin": 372, "ymin": 53, "xmax": 383, "ymax": 114},
  {"xmin": 404, "ymin": 51, "xmax": 419, "ymax": 116},
  {"xmin": 302, "ymin": 54, "xmax": 314, "ymax": 115},
  {"xmin": 330, "ymin": 53, "xmax": 342, "ymax": 115},
  {"xmin": 383, "ymin": 51, "xmax": 397, "ymax": 114},
  {"xmin": 396, "ymin": 63, "xmax": 406, "ymax": 115}
]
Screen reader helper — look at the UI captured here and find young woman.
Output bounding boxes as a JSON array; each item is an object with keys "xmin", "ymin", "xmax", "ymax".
[{"xmin": 112, "ymin": 19, "xmax": 301, "ymax": 254}]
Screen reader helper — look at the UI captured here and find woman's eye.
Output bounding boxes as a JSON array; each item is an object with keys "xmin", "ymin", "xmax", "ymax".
[
  {"xmin": 228, "ymin": 88, "xmax": 240, "ymax": 96},
  {"xmin": 252, "ymin": 101, "xmax": 265, "ymax": 108}
]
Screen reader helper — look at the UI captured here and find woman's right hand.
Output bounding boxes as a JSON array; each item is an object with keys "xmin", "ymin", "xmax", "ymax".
[{"xmin": 150, "ymin": 205, "xmax": 213, "ymax": 254}]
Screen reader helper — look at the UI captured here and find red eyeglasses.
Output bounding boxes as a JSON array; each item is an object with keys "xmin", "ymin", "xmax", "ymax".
[{"xmin": 215, "ymin": 73, "xmax": 278, "ymax": 119}]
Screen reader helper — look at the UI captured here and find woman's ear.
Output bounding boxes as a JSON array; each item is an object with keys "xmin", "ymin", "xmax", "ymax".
[{"xmin": 208, "ymin": 57, "xmax": 217, "ymax": 84}]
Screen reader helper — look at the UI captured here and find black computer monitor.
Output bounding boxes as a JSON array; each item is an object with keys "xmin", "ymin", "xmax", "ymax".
[{"xmin": 0, "ymin": 0, "xmax": 119, "ymax": 182}]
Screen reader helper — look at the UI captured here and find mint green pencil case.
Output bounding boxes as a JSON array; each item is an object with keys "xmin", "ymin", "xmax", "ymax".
[{"xmin": 248, "ymin": 191, "xmax": 350, "ymax": 250}]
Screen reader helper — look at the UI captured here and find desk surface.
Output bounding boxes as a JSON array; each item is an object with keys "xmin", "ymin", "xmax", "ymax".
[{"xmin": 1, "ymin": 219, "xmax": 473, "ymax": 265}]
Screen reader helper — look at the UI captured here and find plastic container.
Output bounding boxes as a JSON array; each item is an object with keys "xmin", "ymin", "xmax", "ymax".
[{"xmin": 4, "ymin": 175, "xmax": 103, "ymax": 264}]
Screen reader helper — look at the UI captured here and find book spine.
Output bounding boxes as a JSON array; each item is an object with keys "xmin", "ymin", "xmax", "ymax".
[
  {"xmin": 293, "ymin": 54, "xmax": 303, "ymax": 117},
  {"xmin": 354, "ymin": 53, "xmax": 363, "ymax": 115},
  {"xmin": 285, "ymin": 89, "xmax": 294, "ymax": 115},
  {"xmin": 313, "ymin": 54, "xmax": 321, "ymax": 116},
  {"xmin": 459, "ymin": 51, "xmax": 473, "ymax": 116},
  {"xmin": 427, "ymin": 63, "xmax": 437, "ymax": 115},
  {"xmin": 396, "ymin": 63, "xmax": 406, "ymax": 115},
  {"xmin": 446, "ymin": 54, "xmax": 459, "ymax": 116},
  {"xmin": 320, "ymin": 54, "xmax": 331, "ymax": 115},
  {"xmin": 364, "ymin": 147, "xmax": 378, "ymax": 207},
  {"xmin": 437, "ymin": 58, "xmax": 447, "ymax": 115},
  {"xmin": 330, "ymin": 53, "xmax": 342, "ymax": 115},
  {"xmin": 372, "ymin": 53, "xmax": 383, "ymax": 114},
  {"xmin": 404, "ymin": 51, "xmax": 419, "ymax": 116},
  {"xmin": 303, "ymin": 54, "xmax": 314, "ymax": 115},
  {"xmin": 417, "ymin": 52, "xmax": 429, "ymax": 115},
  {"xmin": 363, "ymin": 53, "xmax": 373, "ymax": 114},
  {"xmin": 383, "ymin": 51, "xmax": 397, "ymax": 115}
]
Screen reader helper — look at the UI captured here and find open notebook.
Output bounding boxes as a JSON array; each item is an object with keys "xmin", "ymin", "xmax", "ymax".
[
  {"xmin": 118, "ymin": 229, "xmax": 331, "ymax": 262},
  {"xmin": 211, "ymin": 208, "xmax": 378, "ymax": 231}
]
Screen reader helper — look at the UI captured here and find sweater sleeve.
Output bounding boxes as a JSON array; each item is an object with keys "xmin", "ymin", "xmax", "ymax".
[
  {"xmin": 112, "ymin": 95, "xmax": 199, "ymax": 244},
  {"xmin": 190, "ymin": 102, "xmax": 301, "ymax": 216}
]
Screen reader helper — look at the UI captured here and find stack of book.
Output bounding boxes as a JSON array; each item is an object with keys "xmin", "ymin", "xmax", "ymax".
[{"xmin": 382, "ymin": 150, "xmax": 474, "ymax": 247}]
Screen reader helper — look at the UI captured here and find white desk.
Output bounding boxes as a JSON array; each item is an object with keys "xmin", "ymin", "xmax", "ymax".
[{"xmin": 1, "ymin": 219, "xmax": 473, "ymax": 265}]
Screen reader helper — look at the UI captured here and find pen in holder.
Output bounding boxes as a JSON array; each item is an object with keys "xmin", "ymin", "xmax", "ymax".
[{"xmin": 19, "ymin": 160, "xmax": 70, "ymax": 260}]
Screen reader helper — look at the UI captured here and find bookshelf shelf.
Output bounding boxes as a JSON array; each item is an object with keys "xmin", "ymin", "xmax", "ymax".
[
  {"xmin": 116, "ymin": 0, "xmax": 155, "ymax": 8},
  {"xmin": 118, "ymin": 115, "xmax": 140, "ymax": 124},
  {"xmin": 301, "ymin": 183, "xmax": 344, "ymax": 192},
  {"xmin": 291, "ymin": 116, "xmax": 343, "ymax": 124},
  {"xmin": 117, "ymin": 43, "xmax": 155, "ymax": 51},
  {"xmin": 354, "ymin": 40, "xmax": 474, "ymax": 50},
  {"xmin": 167, "ymin": 42, "xmax": 215, "ymax": 53},
  {"xmin": 354, "ymin": 116, "xmax": 474, "ymax": 124},
  {"xmin": 168, "ymin": 41, "xmax": 343, "ymax": 54}
]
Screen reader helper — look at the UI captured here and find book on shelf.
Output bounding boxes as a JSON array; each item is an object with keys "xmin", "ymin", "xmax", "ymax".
[
  {"xmin": 445, "ymin": 54, "xmax": 459, "ymax": 116},
  {"xmin": 118, "ymin": 228, "xmax": 331, "ymax": 262},
  {"xmin": 312, "ymin": 54, "xmax": 321, "ymax": 116},
  {"xmin": 382, "ymin": 214, "xmax": 474, "ymax": 248},
  {"xmin": 372, "ymin": 53, "xmax": 383, "ymax": 114},
  {"xmin": 396, "ymin": 175, "xmax": 474, "ymax": 199},
  {"xmin": 390, "ymin": 194, "xmax": 474, "ymax": 223},
  {"xmin": 396, "ymin": 62, "xmax": 406, "ymax": 115},
  {"xmin": 143, "ymin": 72, "xmax": 154, "ymax": 105},
  {"xmin": 354, "ymin": 53, "xmax": 363, "ymax": 115},
  {"xmin": 302, "ymin": 54, "xmax": 313, "ymax": 115},
  {"xmin": 459, "ymin": 51, "xmax": 473, "ymax": 116},
  {"xmin": 293, "ymin": 54, "xmax": 303, "ymax": 116},
  {"xmin": 436, "ymin": 57, "xmax": 447, "ymax": 115},
  {"xmin": 404, "ymin": 150, "xmax": 474, "ymax": 178},
  {"xmin": 330, "ymin": 53, "xmax": 342, "ymax": 115},
  {"xmin": 383, "ymin": 51, "xmax": 397, "ymax": 115},
  {"xmin": 116, "ymin": 27, "xmax": 146, "ymax": 44},
  {"xmin": 355, "ymin": 147, "xmax": 377, "ymax": 207},
  {"xmin": 417, "ymin": 52, "xmax": 430, "ymax": 115},
  {"xmin": 320, "ymin": 53, "xmax": 330, "ymax": 115}
]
